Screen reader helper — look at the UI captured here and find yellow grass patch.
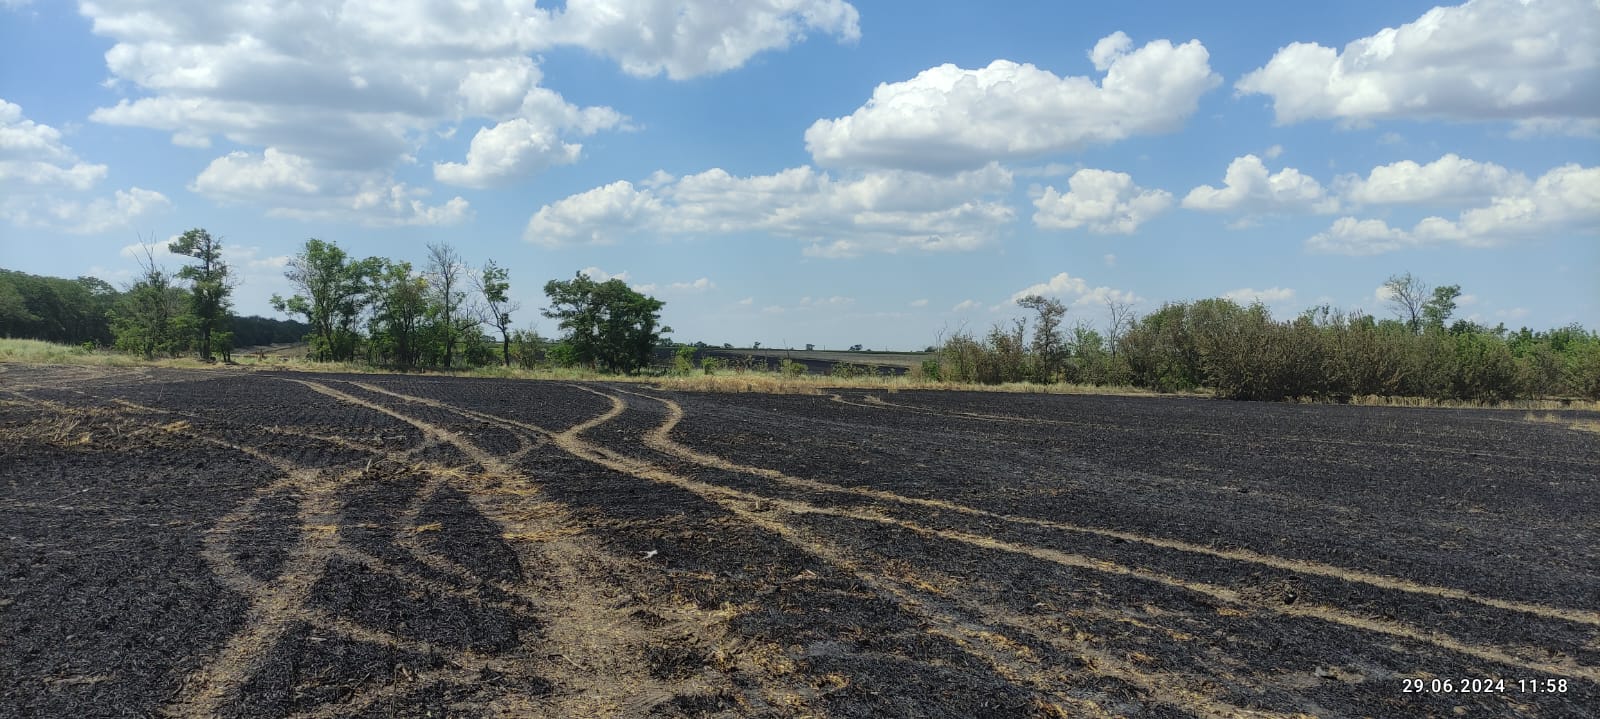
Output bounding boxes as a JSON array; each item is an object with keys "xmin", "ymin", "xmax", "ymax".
[{"xmin": 1524, "ymin": 412, "xmax": 1600, "ymax": 434}]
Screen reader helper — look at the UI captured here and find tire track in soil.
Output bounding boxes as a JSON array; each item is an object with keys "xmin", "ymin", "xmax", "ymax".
[
  {"xmin": 625, "ymin": 388, "xmax": 1600, "ymax": 629},
  {"xmin": 294, "ymin": 380, "xmax": 773, "ymax": 717},
  {"xmin": 835, "ymin": 392, "xmax": 1599, "ymax": 468},
  {"xmin": 83, "ymin": 391, "xmax": 553, "ymax": 718},
  {"xmin": 352, "ymin": 381, "xmax": 1317, "ymax": 718},
  {"xmin": 0, "ymin": 390, "xmax": 408, "ymax": 718},
  {"xmin": 565, "ymin": 387, "xmax": 1598, "ymax": 685}
]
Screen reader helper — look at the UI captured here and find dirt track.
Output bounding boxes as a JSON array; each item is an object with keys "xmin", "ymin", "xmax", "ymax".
[{"xmin": 1, "ymin": 364, "xmax": 1596, "ymax": 718}]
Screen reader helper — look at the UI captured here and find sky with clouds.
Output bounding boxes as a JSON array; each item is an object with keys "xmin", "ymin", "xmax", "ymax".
[{"xmin": 0, "ymin": 0, "xmax": 1595, "ymax": 349}]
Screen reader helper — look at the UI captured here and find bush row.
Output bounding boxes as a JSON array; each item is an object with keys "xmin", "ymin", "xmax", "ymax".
[{"xmin": 936, "ymin": 298, "xmax": 1600, "ymax": 402}]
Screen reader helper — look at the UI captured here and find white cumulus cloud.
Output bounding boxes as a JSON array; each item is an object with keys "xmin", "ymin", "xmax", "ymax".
[
  {"xmin": 803, "ymin": 32, "xmax": 1220, "ymax": 172},
  {"xmin": 1222, "ymin": 287, "xmax": 1297, "ymax": 305},
  {"xmin": 525, "ymin": 163, "xmax": 1015, "ymax": 257},
  {"xmin": 546, "ymin": 0, "xmax": 860, "ymax": 80},
  {"xmin": 578, "ymin": 267, "xmax": 631, "ymax": 283},
  {"xmin": 1236, "ymin": 0, "xmax": 1600, "ymax": 133},
  {"xmin": 1308, "ymin": 164, "xmax": 1600, "ymax": 254},
  {"xmin": 0, "ymin": 99, "xmax": 108, "ymax": 191},
  {"xmin": 2, "ymin": 187, "xmax": 171, "ymax": 235},
  {"xmin": 0, "ymin": 99, "xmax": 167, "ymax": 234},
  {"xmin": 1009, "ymin": 272, "xmax": 1141, "ymax": 310},
  {"xmin": 669, "ymin": 277, "xmax": 715, "ymax": 292},
  {"xmin": 526, "ymin": 181, "xmax": 667, "ymax": 246},
  {"xmin": 79, "ymin": 0, "xmax": 852, "ymax": 204},
  {"xmin": 1033, "ymin": 169, "xmax": 1172, "ymax": 233},
  {"xmin": 1182, "ymin": 154, "xmax": 1339, "ymax": 217},
  {"xmin": 191, "ymin": 148, "xmax": 469, "ymax": 227},
  {"xmin": 1335, "ymin": 154, "xmax": 1529, "ymax": 206}
]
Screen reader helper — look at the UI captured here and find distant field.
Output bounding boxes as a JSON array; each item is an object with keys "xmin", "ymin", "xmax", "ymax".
[
  {"xmin": 235, "ymin": 342, "xmax": 310, "ymax": 359},
  {"xmin": 699, "ymin": 348, "xmax": 931, "ymax": 375},
  {"xmin": 3, "ymin": 364, "xmax": 1596, "ymax": 717}
]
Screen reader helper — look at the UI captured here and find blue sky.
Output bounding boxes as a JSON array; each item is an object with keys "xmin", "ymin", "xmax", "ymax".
[{"xmin": 1, "ymin": 0, "xmax": 1595, "ymax": 349}]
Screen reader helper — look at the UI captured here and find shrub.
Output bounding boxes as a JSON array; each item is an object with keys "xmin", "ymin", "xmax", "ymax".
[
  {"xmin": 779, "ymin": 358, "xmax": 808, "ymax": 377},
  {"xmin": 672, "ymin": 345, "xmax": 696, "ymax": 376},
  {"xmin": 831, "ymin": 362, "xmax": 876, "ymax": 379},
  {"xmin": 1565, "ymin": 341, "xmax": 1600, "ymax": 400}
]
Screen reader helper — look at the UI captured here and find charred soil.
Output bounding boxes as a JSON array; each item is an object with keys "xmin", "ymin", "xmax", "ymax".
[{"xmin": 1, "ymin": 364, "xmax": 1596, "ymax": 718}]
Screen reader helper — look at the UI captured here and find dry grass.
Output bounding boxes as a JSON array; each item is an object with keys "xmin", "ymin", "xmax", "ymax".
[
  {"xmin": 10, "ymin": 338, "xmax": 1592, "ymax": 410},
  {"xmin": 1346, "ymin": 394, "xmax": 1600, "ymax": 412},
  {"xmin": 645, "ymin": 371, "xmax": 1184, "ymax": 397},
  {"xmin": 0, "ymin": 338, "xmax": 219, "ymax": 370},
  {"xmin": 1524, "ymin": 412, "xmax": 1600, "ymax": 434}
]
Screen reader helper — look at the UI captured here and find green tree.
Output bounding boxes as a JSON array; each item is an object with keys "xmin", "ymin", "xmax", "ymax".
[
  {"xmin": 368, "ymin": 261, "xmax": 430, "ymax": 368},
  {"xmin": 1422, "ymin": 284, "xmax": 1462, "ymax": 332},
  {"xmin": 0, "ymin": 277, "xmax": 39, "ymax": 331},
  {"xmin": 271, "ymin": 239, "xmax": 379, "ymax": 361},
  {"xmin": 476, "ymin": 259, "xmax": 520, "ymax": 367},
  {"xmin": 111, "ymin": 244, "xmax": 182, "ymax": 359},
  {"xmin": 542, "ymin": 272, "xmax": 669, "ymax": 374},
  {"xmin": 168, "ymin": 228, "xmax": 233, "ymax": 360},
  {"xmin": 1016, "ymin": 294, "xmax": 1067, "ymax": 382}
]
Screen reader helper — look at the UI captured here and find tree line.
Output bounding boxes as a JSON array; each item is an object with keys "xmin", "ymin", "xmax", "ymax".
[
  {"xmin": 2, "ymin": 256, "xmax": 306, "ymax": 355},
  {"xmin": 267, "ymin": 238, "xmax": 668, "ymax": 372},
  {"xmin": 933, "ymin": 273, "xmax": 1600, "ymax": 402},
  {"xmin": 4, "ymin": 234, "xmax": 671, "ymax": 373}
]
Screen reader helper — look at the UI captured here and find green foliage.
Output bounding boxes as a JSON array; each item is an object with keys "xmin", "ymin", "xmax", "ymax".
[
  {"xmin": 508, "ymin": 328, "xmax": 547, "ymax": 369},
  {"xmin": 672, "ymin": 345, "xmax": 697, "ymax": 375},
  {"xmin": 1120, "ymin": 303, "xmax": 1202, "ymax": 392},
  {"xmin": 928, "ymin": 282, "xmax": 1594, "ymax": 404},
  {"xmin": 1422, "ymin": 284, "xmax": 1461, "ymax": 332},
  {"xmin": 111, "ymin": 256, "xmax": 183, "ymax": 359},
  {"xmin": 0, "ymin": 269, "xmax": 117, "ymax": 345},
  {"xmin": 230, "ymin": 315, "xmax": 310, "ymax": 347},
  {"xmin": 479, "ymin": 259, "xmax": 519, "ymax": 367},
  {"xmin": 1016, "ymin": 294, "xmax": 1067, "ymax": 382},
  {"xmin": 700, "ymin": 356, "xmax": 726, "ymax": 374},
  {"xmin": 367, "ymin": 260, "xmax": 430, "ymax": 368},
  {"xmin": 168, "ymin": 228, "xmax": 232, "ymax": 360},
  {"xmin": 542, "ymin": 272, "xmax": 666, "ymax": 374},
  {"xmin": 830, "ymin": 362, "xmax": 878, "ymax": 379},
  {"xmin": 546, "ymin": 340, "xmax": 580, "ymax": 368},
  {"xmin": 779, "ymin": 357, "xmax": 808, "ymax": 377},
  {"xmin": 1568, "ymin": 341, "xmax": 1600, "ymax": 400},
  {"xmin": 918, "ymin": 358, "xmax": 941, "ymax": 381},
  {"xmin": 271, "ymin": 239, "xmax": 380, "ymax": 362},
  {"xmin": 1440, "ymin": 331, "xmax": 1519, "ymax": 402}
]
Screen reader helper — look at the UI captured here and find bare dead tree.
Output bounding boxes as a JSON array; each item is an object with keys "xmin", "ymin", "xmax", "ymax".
[
  {"xmin": 1105, "ymin": 297, "xmax": 1135, "ymax": 356},
  {"xmin": 1383, "ymin": 272, "xmax": 1430, "ymax": 334},
  {"xmin": 425, "ymin": 242, "xmax": 479, "ymax": 369}
]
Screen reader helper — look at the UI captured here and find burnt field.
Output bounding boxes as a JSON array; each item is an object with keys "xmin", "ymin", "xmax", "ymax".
[{"xmin": 1, "ymin": 365, "xmax": 1597, "ymax": 718}]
